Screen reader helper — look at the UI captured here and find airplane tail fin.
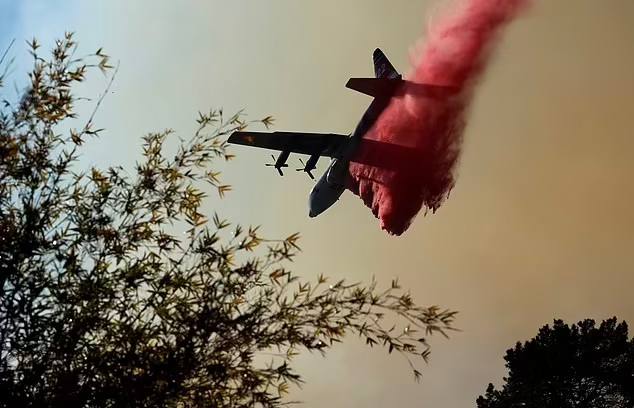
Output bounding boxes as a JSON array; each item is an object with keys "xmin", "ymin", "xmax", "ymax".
[
  {"xmin": 373, "ymin": 48, "xmax": 401, "ymax": 79},
  {"xmin": 346, "ymin": 48, "xmax": 459, "ymax": 99},
  {"xmin": 345, "ymin": 48, "xmax": 402, "ymax": 98}
]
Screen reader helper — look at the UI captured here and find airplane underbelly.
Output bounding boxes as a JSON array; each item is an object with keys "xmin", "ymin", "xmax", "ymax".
[
  {"xmin": 309, "ymin": 162, "xmax": 347, "ymax": 217},
  {"xmin": 325, "ymin": 158, "xmax": 349, "ymax": 186}
]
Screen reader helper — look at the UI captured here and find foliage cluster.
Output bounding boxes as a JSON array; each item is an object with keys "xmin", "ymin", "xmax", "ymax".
[
  {"xmin": 0, "ymin": 34, "xmax": 456, "ymax": 407},
  {"xmin": 477, "ymin": 318, "xmax": 634, "ymax": 408}
]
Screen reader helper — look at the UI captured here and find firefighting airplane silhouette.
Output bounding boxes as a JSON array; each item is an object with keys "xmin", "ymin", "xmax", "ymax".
[{"xmin": 228, "ymin": 48, "xmax": 453, "ymax": 218}]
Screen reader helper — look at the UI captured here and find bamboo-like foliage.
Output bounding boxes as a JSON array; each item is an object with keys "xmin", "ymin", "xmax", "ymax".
[{"xmin": 0, "ymin": 34, "xmax": 457, "ymax": 407}]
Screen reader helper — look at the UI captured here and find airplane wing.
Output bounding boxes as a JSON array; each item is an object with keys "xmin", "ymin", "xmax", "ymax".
[{"xmin": 228, "ymin": 131, "xmax": 349, "ymax": 158}]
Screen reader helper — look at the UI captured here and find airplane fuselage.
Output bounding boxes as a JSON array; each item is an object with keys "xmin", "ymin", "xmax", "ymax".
[{"xmin": 308, "ymin": 94, "xmax": 393, "ymax": 218}]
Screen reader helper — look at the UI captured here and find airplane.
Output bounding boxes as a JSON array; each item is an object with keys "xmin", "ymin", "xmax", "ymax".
[{"xmin": 228, "ymin": 48, "xmax": 454, "ymax": 218}]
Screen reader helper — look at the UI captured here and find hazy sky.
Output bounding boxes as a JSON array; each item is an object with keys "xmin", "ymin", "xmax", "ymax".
[{"xmin": 4, "ymin": 0, "xmax": 634, "ymax": 406}]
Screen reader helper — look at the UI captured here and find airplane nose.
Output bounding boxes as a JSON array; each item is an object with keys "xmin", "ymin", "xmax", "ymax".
[
  {"xmin": 308, "ymin": 190, "xmax": 318, "ymax": 218},
  {"xmin": 308, "ymin": 208, "xmax": 317, "ymax": 218}
]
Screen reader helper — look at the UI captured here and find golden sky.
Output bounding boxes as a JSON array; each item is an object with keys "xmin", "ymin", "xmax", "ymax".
[{"xmin": 9, "ymin": 0, "xmax": 634, "ymax": 406}]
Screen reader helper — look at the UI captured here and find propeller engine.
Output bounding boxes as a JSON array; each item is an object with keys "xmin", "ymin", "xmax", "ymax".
[
  {"xmin": 296, "ymin": 154, "xmax": 319, "ymax": 180},
  {"xmin": 265, "ymin": 151, "xmax": 290, "ymax": 176}
]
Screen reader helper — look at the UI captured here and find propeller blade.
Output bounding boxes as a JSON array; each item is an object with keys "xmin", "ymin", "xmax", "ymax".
[{"xmin": 296, "ymin": 158, "xmax": 306, "ymax": 171}]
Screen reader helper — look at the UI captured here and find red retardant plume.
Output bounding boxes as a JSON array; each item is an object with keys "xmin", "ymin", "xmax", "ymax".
[{"xmin": 347, "ymin": 0, "xmax": 531, "ymax": 235}]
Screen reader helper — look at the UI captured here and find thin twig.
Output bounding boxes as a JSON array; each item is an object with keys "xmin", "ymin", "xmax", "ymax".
[
  {"xmin": 83, "ymin": 60, "xmax": 120, "ymax": 132},
  {"xmin": 0, "ymin": 39, "xmax": 15, "ymax": 67}
]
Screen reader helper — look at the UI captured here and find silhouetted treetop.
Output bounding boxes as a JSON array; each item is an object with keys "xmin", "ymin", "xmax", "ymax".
[{"xmin": 477, "ymin": 317, "xmax": 634, "ymax": 408}]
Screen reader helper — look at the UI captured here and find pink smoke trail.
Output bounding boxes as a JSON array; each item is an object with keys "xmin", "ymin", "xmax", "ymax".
[{"xmin": 347, "ymin": 0, "xmax": 531, "ymax": 235}]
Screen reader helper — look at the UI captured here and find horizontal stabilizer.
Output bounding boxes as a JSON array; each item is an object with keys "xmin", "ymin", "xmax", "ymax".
[
  {"xmin": 346, "ymin": 78, "xmax": 404, "ymax": 99},
  {"xmin": 346, "ymin": 78, "xmax": 460, "ymax": 99}
]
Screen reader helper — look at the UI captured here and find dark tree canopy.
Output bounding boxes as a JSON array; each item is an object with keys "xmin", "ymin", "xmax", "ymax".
[
  {"xmin": 477, "ymin": 317, "xmax": 634, "ymax": 408},
  {"xmin": 0, "ymin": 35, "xmax": 456, "ymax": 407}
]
